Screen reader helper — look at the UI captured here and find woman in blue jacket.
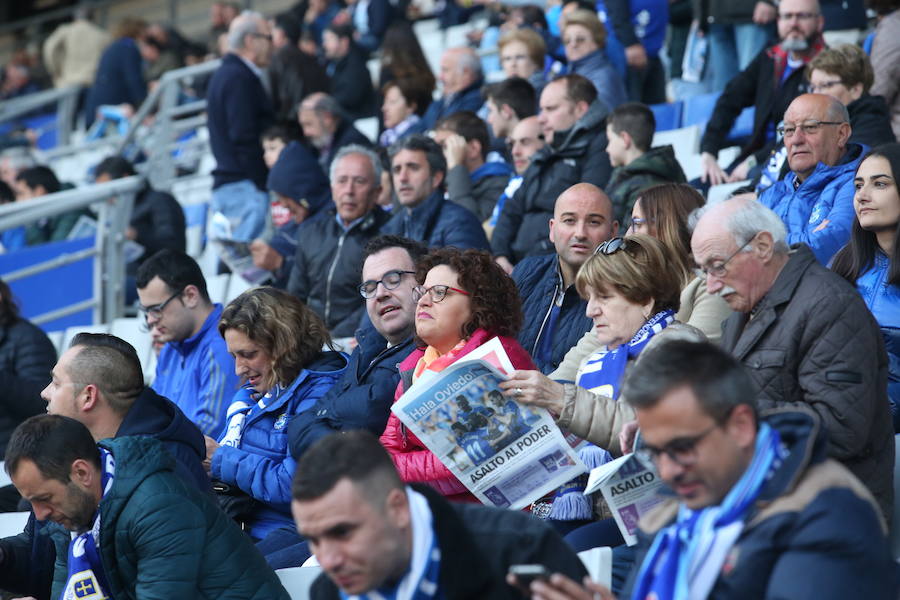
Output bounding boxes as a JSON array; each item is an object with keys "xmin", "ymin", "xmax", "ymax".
[
  {"xmin": 204, "ymin": 287, "xmax": 347, "ymax": 540},
  {"xmin": 832, "ymin": 143, "xmax": 900, "ymax": 432}
]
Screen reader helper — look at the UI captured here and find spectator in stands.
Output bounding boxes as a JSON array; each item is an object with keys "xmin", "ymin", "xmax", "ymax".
[
  {"xmin": 299, "ymin": 92, "xmax": 372, "ymax": 173},
  {"xmin": 492, "ymin": 75, "xmax": 613, "ymax": 270},
  {"xmin": 420, "ymin": 47, "xmax": 485, "ymax": 132},
  {"xmin": 512, "ymin": 183, "xmax": 617, "ymax": 374},
  {"xmin": 832, "ymin": 143, "xmax": 900, "ymax": 432},
  {"xmin": 498, "ymin": 28, "xmax": 548, "ymax": 95},
  {"xmin": 83, "ymin": 18, "xmax": 148, "ymax": 128},
  {"xmin": 433, "ymin": 111, "xmax": 512, "ymax": 223},
  {"xmin": 561, "ymin": 10, "xmax": 627, "ymax": 111},
  {"xmin": 94, "ymin": 156, "xmax": 186, "ymax": 273},
  {"xmin": 268, "ymin": 12, "xmax": 329, "ymax": 123},
  {"xmin": 0, "ymin": 180, "xmax": 26, "ymax": 251},
  {"xmin": 377, "ymin": 22, "xmax": 436, "ymax": 94},
  {"xmin": 486, "ymin": 116, "xmax": 547, "ymax": 237},
  {"xmin": 0, "ymin": 147, "xmax": 35, "ymax": 188},
  {"xmin": 379, "ymin": 78, "xmax": 429, "ymax": 147},
  {"xmin": 483, "ymin": 77, "xmax": 537, "ymax": 149},
  {"xmin": 301, "ymin": 0, "xmax": 341, "ymax": 46},
  {"xmin": 347, "ymin": 0, "xmax": 393, "ymax": 53},
  {"xmin": 136, "ymin": 249, "xmax": 239, "ymax": 437},
  {"xmin": 700, "ymin": 0, "xmax": 825, "ymax": 186},
  {"xmin": 261, "ymin": 123, "xmax": 300, "ymax": 169},
  {"xmin": 6, "ymin": 414, "xmax": 290, "ymax": 600},
  {"xmin": 14, "ymin": 166, "xmax": 88, "ymax": 246},
  {"xmin": 870, "ymin": 0, "xmax": 900, "ymax": 141},
  {"xmin": 322, "ymin": 23, "xmax": 376, "ymax": 120},
  {"xmin": 758, "ymin": 94, "xmax": 862, "ymax": 264},
  {"xmin": 528, "ymin": 341, "xmax": 897, "ymax": 600},
  {"xmin": 206, "ymin": 11, "xmax": 274, "ymax": 243},
  {"xmin": 605, "ymin": 0, "xmax": 669, "ymax": 105},
  {"xmin": 293, "ymin": 430, "xmax": 587, "ymax": 599},
  {"xmin": 381, "ymin": 248, "xmax": 535, "ymax": 501},
  {"xmin": 605, "ymin": 102, "xmax": 687, "ymax": 223},
  {"xmin": 250, "ymin": 141, "xmax": 331, "ymax": 288},
  {"xmin": 207, "ymin": 287, "xmax": 346, "ymax": 540},
  {"xmin": 692, "ymin": 196, "xmax": 894, "ymax": 522},
  {"xmin": 209, "ymin": 1, "xmax": 241, "ymax": 54},
  {"xmin": 381, "ymin": 135, "xmax": 489, "ymax": 249},
  {"xmin": 286, "ymin": 145, "xmax": 391, "ymax": 337},
  {"xmin": 0, "ymin": 63, "xmax": 39, "ymax": 101},
  {"xmin": 42, "ymin": 6, "xmax": 111, "ymax": 91}
]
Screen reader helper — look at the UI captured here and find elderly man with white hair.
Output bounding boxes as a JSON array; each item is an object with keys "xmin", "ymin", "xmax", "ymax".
[
  {"xmin": 419, "ymin": 46, "xmax": 484, "ymax": 132},
  {"xmin": 206, "ymin": 10, "xmax": 275, "ymax": 242},
  {"xmin": 691, "ymin": 196, "xmax": 894, "ymax": 524}
]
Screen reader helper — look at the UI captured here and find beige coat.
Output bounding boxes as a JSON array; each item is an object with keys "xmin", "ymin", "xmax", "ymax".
[
  {"xmin": 42, "ymin": 19, "xmax": 111, "ymax": 88},
  {"xmin": 871, "ymin": 10, "xmax": 900, "ymax": 141}
]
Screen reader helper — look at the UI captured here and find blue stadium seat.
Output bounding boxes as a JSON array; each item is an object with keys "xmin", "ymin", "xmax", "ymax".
[
  {"xmin": 726, "ymin": 106, "xmax": 755, "ymax": 145},
  {"xmin": 682, "ymin": 92, "xmax": 720, "ymax": 128},
  {"xmin": 22, "ymin": 112, "xmax": 58, "ymax": 150},
  {"xmin": 650, "ymin": 102, "xmax": 683, "ymax": 132}
]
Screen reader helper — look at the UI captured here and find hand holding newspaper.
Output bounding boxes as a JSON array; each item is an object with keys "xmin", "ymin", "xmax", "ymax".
[{"xmin": 391, "ymin": 338, "xmax": 586, "ymax": 509}]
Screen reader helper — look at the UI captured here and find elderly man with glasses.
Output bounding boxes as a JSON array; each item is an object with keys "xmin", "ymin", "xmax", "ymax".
[
  {"xmin": 757, "ymin": 92, "xmax": 864, "ymax": 264},
  {"xmin": 689, "ymin": 195, "xmax": 894, "ymax": 525}
]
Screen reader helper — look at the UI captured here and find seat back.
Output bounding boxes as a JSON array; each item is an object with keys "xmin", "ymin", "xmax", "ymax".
[
  {"xmin": 577, "ymin": 547, "xmax": 613, "ymax": 589},
  {"xmin": 275, "ymin": 566, "xmax": 323, "ymax": 600},
  {"xmin": 650, "ymin": 102, "xmax": 683, "ymax": 132}
]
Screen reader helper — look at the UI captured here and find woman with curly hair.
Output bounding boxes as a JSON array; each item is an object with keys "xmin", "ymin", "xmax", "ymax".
[
  {"xmin": 204, "ymin": 287, "xmax": 347, "ymax": 540},
  {"xmin": 380, "ymin": 247, "xmax": 536, "ymax": 502}
]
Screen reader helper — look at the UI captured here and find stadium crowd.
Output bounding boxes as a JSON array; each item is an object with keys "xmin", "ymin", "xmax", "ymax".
[{"xmin": 1, "ymin": 0, "xmax": 900, "ymax": 597}]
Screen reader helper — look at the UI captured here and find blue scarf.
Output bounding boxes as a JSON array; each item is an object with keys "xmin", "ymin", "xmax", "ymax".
[
  {"xmin": 59, "ymin": 448, "xmax": 116, "ymax": 600},
  {"xmin": 577, "ymin": 310, "xmax": 675, "ymax": 399},
  {"xmin": 631, "ymin": 423, "xmax": 786, "ymax": 600}
]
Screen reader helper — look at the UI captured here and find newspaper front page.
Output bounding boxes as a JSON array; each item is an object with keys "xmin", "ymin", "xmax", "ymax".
[{"xmin": 392, "ymin": 349, "xmax": 586, "ymax": 510}]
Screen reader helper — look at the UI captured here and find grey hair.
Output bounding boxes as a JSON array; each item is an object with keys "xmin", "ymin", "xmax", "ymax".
[
  {"xmin": 825, "ymin": 96, "xmax": 850, "ymax": 123},
  {"xmin": 690, "ymin": 198, "xmax": 789, "ymax": 254},
  {"xmin": 299, "ymin": 93, "xmax": 344, "ymax": 121},
  {"xmin": 452, "ymin": 47, "xmax": 483, "ymax": 79},
  {"xmin": 0, "ymin": 147, "xmax": 36, "ymax": 173},
  {"xmin": 227, "ymin": 10, "xmax": 265, "ymax": 51},
  {"xmin": 329, "ymin": 144, "xmax": 382, "ymax": 184}
]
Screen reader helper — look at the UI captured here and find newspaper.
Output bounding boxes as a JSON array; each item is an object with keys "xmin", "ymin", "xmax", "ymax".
[
  {"xmin": 391, "ymin": 348, "xmax": 586, "ymax": 510},
  {"xmin": 208, "ymin": 212, "xmax": 272, "ymax": 285},
  {"xmin": 584, "ymin": 453, "xmax": 668, "ymax": 545},
  {"xmin": 68, "ymin": 215, "xmax": 144, "ymax": 262}
]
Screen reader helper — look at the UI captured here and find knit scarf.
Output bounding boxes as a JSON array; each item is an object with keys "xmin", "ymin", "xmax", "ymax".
[
  {"xmin": 59, "ymin": 448, "xmax": 116, "ymax": 600},
  {"xmin": 631, "ymin": 423, "xmax": 786, "ymax": 600},
  {"xmin": 767, "ymin": 34, "xmax": 825, "ymax": 86},
  {"xmin": 340, "ymin": 488, "xmax": 442, "ymax": 600},
  {"xmin": 219, "ymin": 382, "xmax": 286, "ymax": 447},
  {"xmin": 412, "ymin": 338, "xmax": 469, "ymax": 383},
  {"xmin": 577, "ymin": 310, "xmax": 675, "ymax": 399}
]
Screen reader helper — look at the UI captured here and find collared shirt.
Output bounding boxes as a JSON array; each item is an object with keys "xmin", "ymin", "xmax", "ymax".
[
  {"xmin": 236, "ymin": 53, "xmax": 270, "ymax": 96},
  {"xmin": 335, "ymin": 212, "xmax": 366, "ymax": 233}
]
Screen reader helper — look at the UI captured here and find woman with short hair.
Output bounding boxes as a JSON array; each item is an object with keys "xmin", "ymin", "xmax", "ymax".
[
  {"xmin": 498, "ymin": 28, "xmax": 547, "ymax": 92},
  {"xmin": 561, "ymin": 10, "xmax": 626, "ymax": 111}
]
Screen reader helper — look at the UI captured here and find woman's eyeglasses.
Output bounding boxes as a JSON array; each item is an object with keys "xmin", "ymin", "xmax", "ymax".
[{"xmin": 413, "ymin": 284, "xmax": 470, "ymax": 303}]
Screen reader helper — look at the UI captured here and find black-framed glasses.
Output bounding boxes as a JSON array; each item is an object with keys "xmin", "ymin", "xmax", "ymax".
[
  {"xmin": 809, "ymin": 79, "xmax": 844, "ymax": 93},
  {"xmin": 634, "ymin": 423, "xmax": 719, "ymax": 467},
  {"xmin": 693, "ymin": 235, "xmax": 755, "ymax": 280},
  {"xmin": 594, "ymin": 237, "xmax": 626, "ymax": 255},
  {"xmin": 138, "ymin": 288, "xmax": 184, "ymax": 321},
  {"xmin": 776, "ymin": 120, "xmax": 843, "ymax": 139},
  {"xmin": 413, "ymin": 284, "xmax": 470, "ymax": 303},
  {"xmin": 358, "ymin": 270, "xmax": 415, "ymax": 299}
]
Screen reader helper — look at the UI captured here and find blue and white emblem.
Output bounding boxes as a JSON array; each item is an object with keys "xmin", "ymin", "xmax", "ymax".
[{"xmin": 274, "ymin": 413, "xmax": 288, "ymax": 430}]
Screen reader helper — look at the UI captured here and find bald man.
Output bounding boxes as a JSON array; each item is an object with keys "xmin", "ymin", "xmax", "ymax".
[
  {"xmin": 758, "ymin": 93, "xmax": 863, "ymax": 264},
  {"xmin": 512, "ymin": 183, "xmax": 618, "ymax": 373},
  {"xmin": 692, "ymin": 196, "xmax": 893, "ymax": 523},
  {"xmin": 419, "ymin": 47, "xmax": 485, "ymax": 132}
]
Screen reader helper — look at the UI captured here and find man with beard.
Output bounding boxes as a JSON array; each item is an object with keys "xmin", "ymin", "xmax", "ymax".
[{"xmin": 700, "ymin": 0, "xmax": 825, "ymax": 186}]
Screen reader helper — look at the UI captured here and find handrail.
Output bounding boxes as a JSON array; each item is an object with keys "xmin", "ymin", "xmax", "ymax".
[{"xmin": 0, "ymin": 85, "xmax": 82, "ymax": 122}]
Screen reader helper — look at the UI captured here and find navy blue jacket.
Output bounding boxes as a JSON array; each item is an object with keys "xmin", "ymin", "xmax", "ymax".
[
  {"xmin": 381, "ymin": 190, "xmax": 489, "ymax": 250},
  {"xmin": 84, "ymin": 37, "xmax": 146, "ymax": 127},
  {"xmin": 207, "ymin": 53, "xmax": 274, "ymax": 191},
  {"xmin": 622, "ymin": 409, "xmax": 898, "ymax": 599},
  {"xmin": 420, "ymin": 79, "xmax": 485, "ymax": 132},
  {"xmin": 0, "ymin": 387, "xmax": 210, "ymax": 600},
  {"xmin": 512, "ymin": 254, "xmax": 593, "ymax": 375},
  {"xmin": 288, "ymin": 327, "xmax": 415, "ymax": 459},
  {"xmin": 327, "ymin": 43, "xmax": 376, "ymax": 119},
  {"xmin": 353, "ymin": 0, "xmax": 393, "ymax": 53}
]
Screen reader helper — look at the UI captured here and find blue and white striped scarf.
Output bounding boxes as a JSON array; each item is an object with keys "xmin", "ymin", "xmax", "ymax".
[
  {"xmin": 60, "ymin": 448, "xmax": 116, "ymax": 600},
  {"xmin": 631, "ymin": 423, "xmax": 786, "ymax": 600}
]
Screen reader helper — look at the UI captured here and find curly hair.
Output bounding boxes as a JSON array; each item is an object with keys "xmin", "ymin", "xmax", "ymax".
[
  {"xmin": 218, "ymin": 287, "xmax": 331, "ymax": 390},
  {"xmin": 576, "ymin": 235, "xmax": 682, "ymax": 314},
  {"xmin": 414, "ymin": 248, "xmax": 523, "ymax": 339}
]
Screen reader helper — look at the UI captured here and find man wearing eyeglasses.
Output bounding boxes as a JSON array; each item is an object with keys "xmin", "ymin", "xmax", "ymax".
[
  {"xmin": 690, "ymin": 196, "xmax": 893, "ymax": 525},
  {"xmin": 699, "ymin": 0, "xmax": 825, "ymax": 187},
  {"xmin": 757, "ymin": 93, "xmax": 862, "ymax": 264},
  {"xmin": 136, "ymin": 250, "xmax": 239, "ymax": 439},
  {"xmin": 519, "ymin": 340, "xmax": 896, "ymax": 600}
]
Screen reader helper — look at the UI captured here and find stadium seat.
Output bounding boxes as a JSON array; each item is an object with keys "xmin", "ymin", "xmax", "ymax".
[
  {"xmin": 110, "ymin": 317, "xmax": 153, "ymax": 374},
  {"xmin": 225, "ymin": 273, "xmax": 253, "ymax": 304},
  {"xmin": 707, "ymin": 179, "xmax": 751, "ymax": 204},
  {"xmin": 207, "ymin": 273, "xmax": 230, "ymax": 305},
  {"xmin": 726, "ymin": 107, "xmax": 755, "ymax": 146},
  {"xmin": 62, "ymin": 324, "xmax": 110, "ymax": 352},
  {"xmin": 275, "ymin": 566, "xmax": 322, "ymax": 600},
  {"xmin": 0, "ymin": 511, "xmax": 29, "ymax": 538},
  {"xmin": 652, "ymin": 125, "xmax": 701, "ymax": 159},
  {"xmin": 354, "ymin": 117, "xmax": 380, "ymax": 144},
  {"xmin": 183, "ymin": 202, "xmax": 209, "ymax": 258},
  {"xmin": 650, "ymin": 102, "xmax": 683, "ymax": 132},
  {"xmin": 682, "ymin": 92, "xmax": 720, "ymax": 128},
  {"xmin": 47, "ymin": 330, "xmax": 65, "ymax": 356},
  {"xmin": 892, "ymin": 434, "xmax": 900, "ymax": 559},
  {"xmin": 0, "ymin": 461, "xmax": 10, "ymax": 487},
  {"xmin": 577, "ymin": 547, "xmax": 612, "ymax": 588}
]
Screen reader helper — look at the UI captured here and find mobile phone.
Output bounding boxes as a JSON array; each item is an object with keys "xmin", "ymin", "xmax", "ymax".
[{"xmin": 509, "ymin": 564, "xmax": 551, "ymax": 587}]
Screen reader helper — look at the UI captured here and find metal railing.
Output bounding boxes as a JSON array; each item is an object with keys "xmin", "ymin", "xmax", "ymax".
[
  {"xmin": 0, "ymin": 84, "xmax": 83, "ymax": 147},
  {"xmin": 0, "ymin": 175, "xmax": 143, "ymax": 325}
]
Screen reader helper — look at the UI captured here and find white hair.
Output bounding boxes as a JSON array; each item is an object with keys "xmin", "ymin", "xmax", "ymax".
[
  {"xmin": 329, "ymin": 144, "xmax": 382, "ymax": 184},
  {"xmin": 690, "ymin": 197, "xmax": 789, "ymax": 254},
  {"xmin": 451, "ymin": 47, "xmax": 483, "ymax": 79},
  {"xmin": 227, "ymin": 10, "xmax": 265, "ymax": 51}
]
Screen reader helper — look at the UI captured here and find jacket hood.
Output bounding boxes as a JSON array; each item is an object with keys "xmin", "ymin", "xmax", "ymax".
[
  {"xmin": 117, "ymin": 387, "xmax": 206, "ymax": 463},
  {"xmin": 787, "ymin": 142, "xmax": 867, "ymax": 191},
  {"xmin": 848, "ymin": 94, "xmax": 891, "ymax": 122},
  {"xmin": 98, "ymin": 436, "xmax": 178, "ymax": 525},
  {"xmin": 306, "ymin": 349, "xmax": 349, "ymax": 374},
  {"xmin": 618, "ymin": 145, "xmax": 686, "ymax": 180},
  {"xmin": 266, "ymin": 141, "xmax": 331, "ymax": 208}
]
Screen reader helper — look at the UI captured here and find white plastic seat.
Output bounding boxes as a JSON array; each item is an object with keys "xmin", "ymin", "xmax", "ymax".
[
  {"xmin": 652, "ymin": 124, "xmax": 701, "ymax": 159},
  {"xmin": 225, "ymin": 274, "xmax": 253, "ymax": 304},
  {"xmin": 0, "ymin": 511, "xmax": 29, "ymax": 538},
  {"xmin": 62, "ymin": 324, "xmax": 110, "ymax": 352},
  {"xmin": 46, "ymin": 330, "xmax": 65, "ymax": 356},
  {"xmin": 206, "ymin": 273, "xmax": 230, "ymax": 305},
  {"xmin": 110, "ymin": 317, "xmax": 153, "ymax": 374},
  {"xmin": 354, "ymin": 117, "xmax": 379, "ymax": 144},
  {"xmin": 577, "ymin": 547, "xmax": 613, "ymax": 589},
  {"xmin": 0, "ymin": 461, "xmax": 10, "ymax": 487},
  {"xmin": 275, "ymin": 566, "xmax": 323, "ymax": 600}
]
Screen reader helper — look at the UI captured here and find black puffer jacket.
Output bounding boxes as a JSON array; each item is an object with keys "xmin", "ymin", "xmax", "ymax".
[
  {"xmin": 129, "ymin": 185, "xmax": 186, "ymax": 272},
  {"xmin": 491, "ymin": 99, "xmax": 613, "ymax": 264},
  {"xmin": 847, "ymin": 94, "xmax": 897, "ymax": 148},
  {"xmin": 720, "ymin": 244, "xmax": 895, "ymax": 524},
  {"xmin": 0, "ymin": 318, "xmax": 56, "ymax": 455}
]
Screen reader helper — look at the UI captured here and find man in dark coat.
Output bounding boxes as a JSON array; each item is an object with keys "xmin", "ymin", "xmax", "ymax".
[
  {"xmin": 292, "ymin": 431, "xmax": 587, "ymax": 599},
  {"xmin": 322, "ymin": 23, "xmax": 375, "ymax": 120},
  {"xmin": 419, "ymin": 47, "xmax": 485, "ymax": 132},
  {"xmin": 206, "ymin": 11, "xmax": 275, "ymax": 242},
  {"xmin": 492, "ymin": 75, "xmax": 613, "ymax": 269},
  {"xmin": 299, "ymin": 92, "xmax": 373, "ymax": 173},
  {"xmin": 692, "ymin": 196, "xmax": 894, "ymax": 523}
]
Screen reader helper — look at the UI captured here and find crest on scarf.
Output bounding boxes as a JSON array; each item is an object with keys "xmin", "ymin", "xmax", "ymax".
[
  {"xmin": 65, "ymin": 571, "xmax": 108, "ymax": 599},
  {"xmin": 274, "ymin": 413, "xmax": 288, "ymax": 430}
]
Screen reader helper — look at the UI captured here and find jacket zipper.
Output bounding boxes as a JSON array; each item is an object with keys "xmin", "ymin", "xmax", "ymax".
[{"xmin": 323, "ymin": 232, "xmax": 347, "ymax": 326}]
